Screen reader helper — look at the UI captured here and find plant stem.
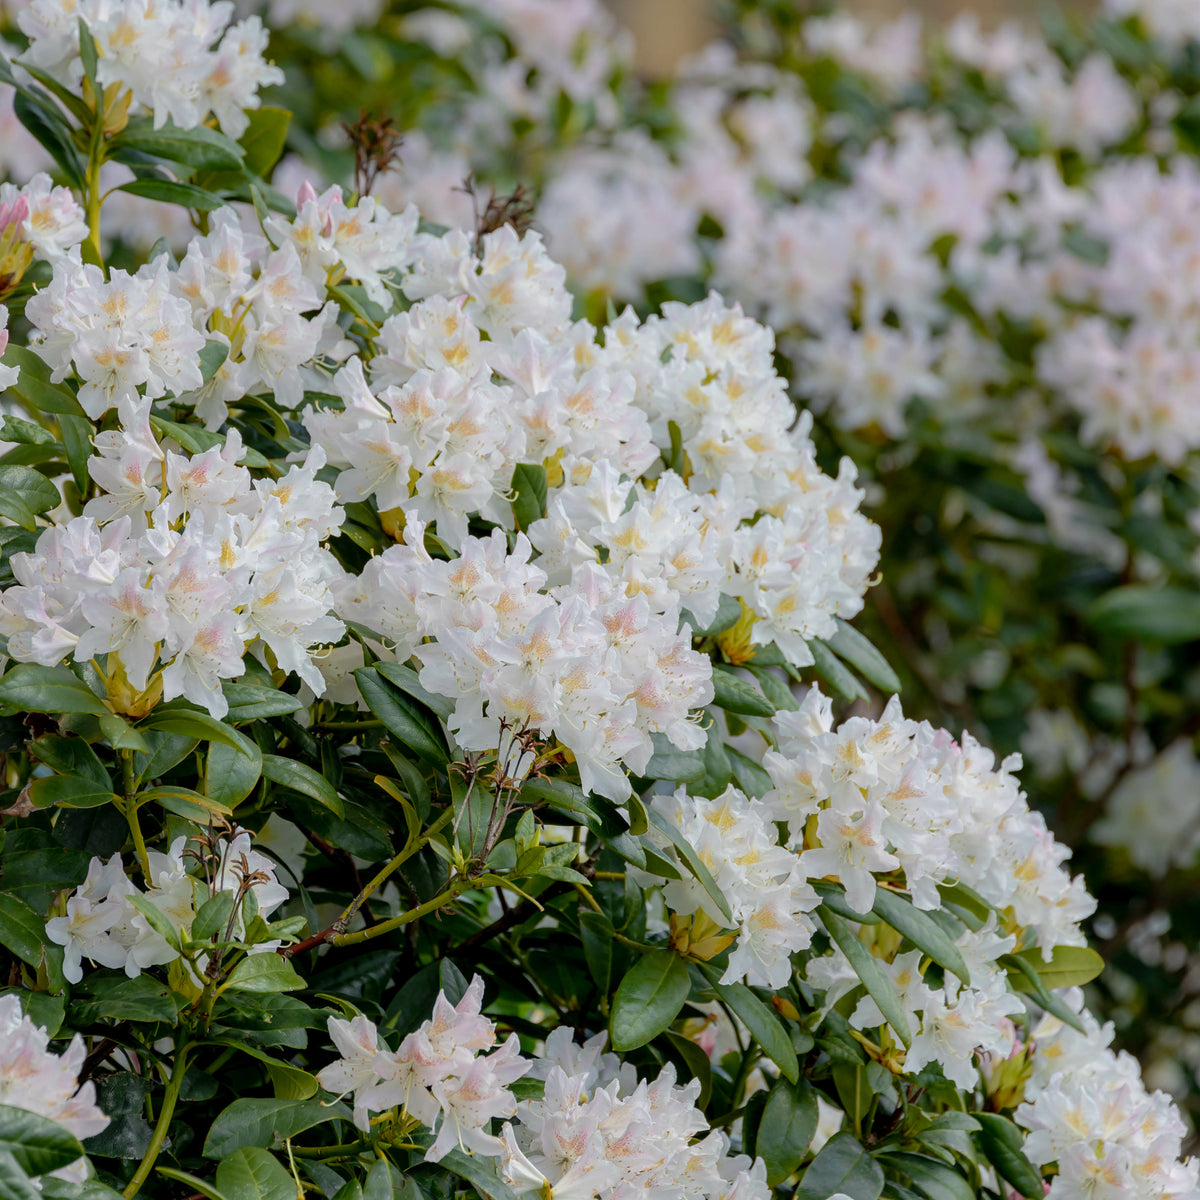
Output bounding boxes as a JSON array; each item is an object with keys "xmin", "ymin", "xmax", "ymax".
[
  {"xmin": 330, "ymin": 876, "xmax": 467, "ymax": 948},
  {"xmin": 119, "ymin": 751, "xmax": 151, "ymax": 879},
  {"xmin": 123, "ymin": 1041, "xmax": 190, "ymax": 1198},
  {"xmin": 82, "ymin": 115, "xmax": 106, "ymax": 269}
]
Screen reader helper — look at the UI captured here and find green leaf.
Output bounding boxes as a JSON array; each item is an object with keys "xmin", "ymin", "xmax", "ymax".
[
  {"xmin": 192, "ymin": 893, "xmax": 237, "ymax": 942},
  {"xmin": 806, "ymin": 639, "xmax": 869, "ymax": 702},
  {"xmin": 141, "ymin": 706, "xmax": 256, "ymax": 754},
  {"xmin": 641, "ymin": 745, "xmax": 706, "ymax": 783},
  {"xmin": 1011, "ymin": 945, "xmax": 1104, "ymax": 991},
  {"xmin": 27, "ymin": 774, "xmax": 117, "ymax": 810},
  {"xmin": 116, "ymin": 178, "xmax": 228, "ymax": 212},
  {"xmin": 238, "ymin": 107, "xmax": 291, "ymax": 178},
  {"xmin": 260, "ymin": 754, "xmax": 342, "ymax": 816},
  {"xmin": 199, "ymin": 340, "xmax": 230, "ymax": 383},
  {"xmin": 0, "ymin": 1151, "xmax": 40, "ymax": 1200},
  {"xmin": 156, "ymin": 1169, "xmax": 232, "ymax": 1200},
  {"xmin": 137, "ymin": 785, "xmax": 233, "ymax": 822},
  {"xmin": 216, "ymin": 1148, "xmax": 296, "ymax": 1200},
  {"xmin": 438, "ymin": 1149, "xmax": 520, "ymax": 1200},
  {"xmin": 0, "ymin": 664, "xmax": 108, "ymax": 715},
  {"xmin": 2, "ymin": 346, "xmax": 86, "ymax": 417},
  {"xmin": 711, "ymin": 666, "xmax": 775, "ymax": 717},
  {"xmin": 972, "ymin": 1114, "xmax": 1043, "ymax": 1199},
  {"xmin": 1087, "ymin": 585, "xmax": 1200, "ymax": 643},
  {"xmin": 870, "ymin": 888, "xmax": 969, "ymax": 985},
  {"xmin": 217, "ymin": 1044, "xmax": 318, "ymax": 1101},
  {"xmin": 819, "ymin": 906, "xmax": 911, "ymax": 1047},
  {"xmin": 0, "ymin": 892, "xmax": 47, "ymax": 967},
  {"xmin": 699, "ymin": 967, "xmax": 798, "ymax": 1084},
  {"xmin": 0, "ymin": 417, "xmax": 55, "ymax": 446},
  {"xmin": 0, "ymin": 465, "xmax": 60, "ymax": 516},
  {"xmin": 76, "ymin": 19, "xmax": 99, "ymax": 89},
  {"xmin": 517, "ymin": 776, "xmax": 623, "ymax": 837},
  {"xmin": 75, "ymin": 976, "xmax": 176, "ymax": 1024},
  {"xmin": 374, "ymin": 662, "xmax": 455, "ymax": 721},
  {"xmin": 795, "ymin": 1132, "xmax": 883, "ymax": 1200},
  {"xmin": 221, "ymin": 683, "xmax": 303, "ymax": 722},
  {"xmin": 726, "ymin": 746, "xmax": 772, "ymax": 798},
  {"xmin": 12, "ymin": 91, "xmax": 84, "ymax": 190},
  {"xmin": 686, "ymin": 594, "xmax": 742, "ymax": 637},
  {"xmin": 203, "ymin": 1099, "xmax": 350, "ymax": 1158},
  {"xmin": 57, "ymin": 414, "xmax": 92, "ymax": 494},
  {"xmin": 354, "ymin": 668, "xmax": 448, "ymax": 765},
  {"xmin": 224, "ymin": 954, "xmax": 305, "ymax": 994},
  {"xmin": 30, "ymin": 735, "xmax": 111, "ymax": 789},
  {"xmin": 826, "ymin": 619, "xmax": 902, "ymax": 694},
  {"xmin": 578, "ymin": 910, "xmax": 614, "ymax": 997},
  {"xmin": 510, "ymin": 463, "xmax": 548, "ymax": 530},
  {"xmin": 754, "ymin": 1079, "xmax": 818, "ymax": 1186},
  {"xmin": 205, "ymin": 738, "xmax": 263, "ymax": 809},
  {"xmin": 610, "ymin": 949, "xmax": 691, "ymax": 1051},
  {"xmin": 0, "ymin": 1104, "xmax": 84, "ymax": 1177},
  {"xmin": 112, "ymin": 118, "xmax": 246, "ymax": 169},
  {"xmin": 887, "ymin": 1154, "xmax": 975, "ymax": 1200},
  {"xmin": 133, "ymin": 730, "xmax": 199, "ymax": 784}
]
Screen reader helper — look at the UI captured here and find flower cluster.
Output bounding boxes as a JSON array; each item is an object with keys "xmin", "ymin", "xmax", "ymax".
[
  {"xmin": 1017, "ymin": 992, "xmax": 1200, "ymax": 1200},
  {"xmin": 316, "ymin": 975, "xmax": 529, "ymax": 1158},
  {"xmin": 0, "ymin": 995, "xmax": 109, "ymax": 1180},
  {"xmin": 16, "ymin": 0, "xmax": 282, "ymax": 136},
  {"xmin": 0, "ymin": 412, "xmax": 343, "ymax": 717},
  {"xmin": 318, "ymin": 980, "xmax": 768, "ymax": 1200},
  {"xmin": 643, "ymin": 785, "xmax": 819, "ymax": 990},
  {"xmin": 45, "ymin": 830, "xmax": 288, "ymax": 984}
]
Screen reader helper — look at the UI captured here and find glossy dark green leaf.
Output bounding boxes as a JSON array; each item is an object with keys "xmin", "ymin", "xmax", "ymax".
[
  {"xmin": 375, "ymin": 662, "xmax": 455, "ymax": 720},
  {"xmin": 0, "ymin": 892, "xmax": 47, "ymax": 967},
  {"xmin": 27, "ymin": 775, "xmax": 117, "ymax": 810},
  {"xmin": 215, "ymin": 1148, "xmax": 295, "ymax": 1200},
  {"xmin": 578, "ymin": 910, "xmax": 614, "ymax": 997},
  {"xmin": 75, "ymin": 976, "xmax": 176, "ymax": 1024},
  {"xmin": 0, "ymin": 665, "xmax": 108, "ymax": 715},
  {"xmin": 205, "ymin": 738, "xmax": 263, "ymax": 809},
  {"xmin": 510, "ymin": 462, "xmax": 548, "ymax": 530},
  {"xmin": 2, "ymin": 346, "xmax": 87, "ymax": 417},
  {"xmin": 203, "ymin": 1098, "xmax": 350, "ymax": 1158},
  {"xmin": 887, "ymin": 1154, "xmax": 975, "ymax": 1200},
  {"xmin": 826, "ymin": 619, "xmax": 902, "ymax": 694},
  {"xmin": 711, "ymin": 666, "xmax": 775, "ymax": 717},
  {"xmin": 820, "ymin": 905, "xmax": 911, "ymax": 1047},
  {"xmin": 870, "ymin": 888, "xmax": 969, "ymax": 985},
  {"xmin": 754, "ymin": 1078, "xmax": 818, "ymax": 1185},
  {"xmin": 0, "ymin": 1104, "xmax": 84, "ymax": 1177},
  {"xmin": 972, "ymin": 1114, "xmax": 1044, "ymax": 1199},
  {"xmin": 112, "ymin": 119, "xmax": 246, "ymax": 169},
  {"xmin": 261, "ymin": 754, "xmax": 342, "ymax": 816},
  {"xmin": 795, "ymin": 1132, "xmax": 883, "ymax": 1200},
  {"xmin": 806, "ymin": 639, "xmax": 869, "ymax": 701},
  {"xmin": 1011, "ymin": 945, "xmax": 1104, "ymax": 990},
  {"xmin": 238, "ymin": 107, "xmax": 291, "ymax": 177},
  {"xmin": 610, "ymin": 949, "xmax": 691, "ymax": 1051},
  {"xmin": 117, "ymin": 178, "xmax": 227, "ymax": 211},
  {"xmin": 355, "ymin": 668, "xmax": 449, "ymax": 765},
  {"xmin": 224, "ymin": 954, "xmax": 305, "ymax": 994},
  {"xmin": 221, "ymin": 682, "xmax": 303, "ymax": 722},
  {"xmin": 699, "ymin": 966, "xmax": 799, "ymax": 1084}
]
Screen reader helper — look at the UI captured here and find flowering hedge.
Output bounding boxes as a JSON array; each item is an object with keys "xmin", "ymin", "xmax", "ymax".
[{"xmin": 0, "ymin": 3, "xmax": 1197, "ymax": 1200}]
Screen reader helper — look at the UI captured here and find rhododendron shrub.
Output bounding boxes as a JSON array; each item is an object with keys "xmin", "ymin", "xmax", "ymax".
[
  {"xmin": 236, "ymin": 0, "xmax": 1200, "ymax": 1134},
  {"xmin": 0, "ymin": 5, "xmax": 1196, "ymax": 1200}
]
